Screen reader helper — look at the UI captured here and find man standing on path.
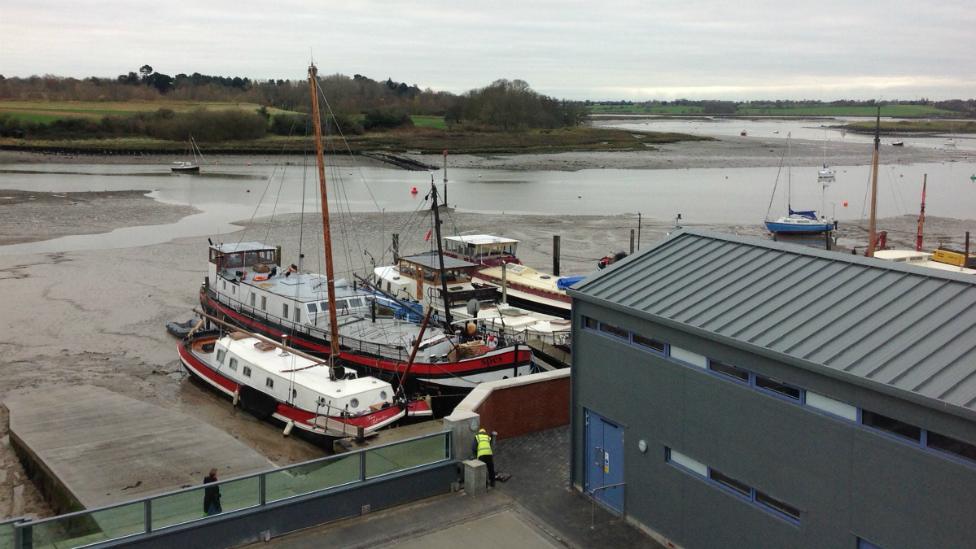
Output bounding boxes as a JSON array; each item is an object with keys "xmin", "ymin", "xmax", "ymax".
[
  {"xmin": 203, "ymin": 468, "xmax": 222, "ymax": 516},
  {"xmin": 473, "ymin": 427, "xmax": 496, "ymax": 487}
]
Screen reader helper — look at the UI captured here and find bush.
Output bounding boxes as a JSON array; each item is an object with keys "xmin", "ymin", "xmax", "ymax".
[
  {"xmin": 362, "ymin": 109, "xmax": 412, "ymax": 131},
  {"xmin": 145, "ymin": 109, "xmax": 267, "ymax": 141}
]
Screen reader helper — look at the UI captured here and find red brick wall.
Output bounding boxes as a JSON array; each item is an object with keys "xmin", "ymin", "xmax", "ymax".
[{"xmin": 476, "ymin": 376, "xmax": 570, "ymax": 440}]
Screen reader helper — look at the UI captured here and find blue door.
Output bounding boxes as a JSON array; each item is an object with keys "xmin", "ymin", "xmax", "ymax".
[{"xmin": 584, "ymin": 409, "xmax": 625, "ymax": 513}]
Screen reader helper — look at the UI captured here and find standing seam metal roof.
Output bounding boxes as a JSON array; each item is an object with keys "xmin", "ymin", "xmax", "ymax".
[{"xmin": 570, "ymin": 229, "xmax": 976, "ymax": 419}]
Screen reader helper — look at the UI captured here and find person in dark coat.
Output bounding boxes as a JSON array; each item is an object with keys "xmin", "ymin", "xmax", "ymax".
[{"xmin": 203, "ymin": 468, "xmax": 222, "ymax": 516}]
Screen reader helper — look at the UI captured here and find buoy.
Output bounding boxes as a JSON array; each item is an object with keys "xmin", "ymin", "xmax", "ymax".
[
  {"xmin": 843, "ymin": 201, "xmax": 849, "ymax": 207},
  {"xmin": 283, "ymin": 420, "xmax": 294, "ymax": 436},
  {"xmin": 410, "ymin": 186, "xmax": 418, "ymax": 194}
]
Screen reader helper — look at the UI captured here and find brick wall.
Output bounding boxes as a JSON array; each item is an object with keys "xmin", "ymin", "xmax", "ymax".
[{"xmin": 476, "ymin": 375, "xmax": 570, "ymax": 440}]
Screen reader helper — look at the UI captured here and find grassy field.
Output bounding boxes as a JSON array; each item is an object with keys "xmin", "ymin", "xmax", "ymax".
[
  {"xmin": 840, "ymin": 119, "xmax": 976, "ymax": 134},
  {"xmin": 0, "ymin": 100, "xmax": 298, "ymax": 122},
  {"xmin": 410, "ymin": 115, "xmax": 447, "ymax": 129},
  {"xmin": 589, "ymin": 103, "xmax": 956, "ymax": 118},
  {"xmin": 0, "ymin": 127, "xmax": 708, "ymax": 155}
]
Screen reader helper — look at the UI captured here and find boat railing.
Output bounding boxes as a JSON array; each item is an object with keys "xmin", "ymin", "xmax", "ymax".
[{"xmin": 9, "ymin": 430, "xmax": 453, "ymax": 549}]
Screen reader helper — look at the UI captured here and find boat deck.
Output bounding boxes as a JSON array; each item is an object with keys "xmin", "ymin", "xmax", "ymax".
[{"xmin": 4, "ymin": 385, "xmax": 273, "ymax": 511}]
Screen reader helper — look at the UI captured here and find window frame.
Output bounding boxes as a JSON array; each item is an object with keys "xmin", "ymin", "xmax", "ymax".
[
  {"xmin": 228, "ymin": 358, "xmax": 238, "ymax": 371},
  {"xmin": 242, "ymin": 366, "xmax": 252, "ymax": 378}
]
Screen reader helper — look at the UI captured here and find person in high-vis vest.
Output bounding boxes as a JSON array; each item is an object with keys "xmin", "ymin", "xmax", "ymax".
[{"xmin": 473, "ymin": 427, "xmax": 496, "ymax": 487}]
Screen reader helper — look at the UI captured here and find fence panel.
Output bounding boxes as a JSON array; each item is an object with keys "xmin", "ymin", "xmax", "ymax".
[
  {"xmin": 264, "ymin": 454, "xmax": 360, "ymax": 503},
  {"xmin": 151, "ymin": 476, "xmax": 259, "ymax": 531},
  {"xmin": 28, "ymin": 500, "xmax": 144, "ymax": 549},
  {"xmin": 365, "ymin": 432, "xmax": 450, "ymax": 479}
]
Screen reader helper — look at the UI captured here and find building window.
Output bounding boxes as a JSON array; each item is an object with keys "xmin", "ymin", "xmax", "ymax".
[
  {"xmin": 261, "ymin": 296, "xmax": 267, "ymax": 311},
  {"xmin": 216, "ymin": 349, "xmax": 226, "ymax": 364},
  {"xmin": 670, "ymin": 345, "xmax": 707, "ymax": 369},
  {"xmin": 666, "ymin": 448, "xmax": 707, "ymax": 477},
  {"xmin": 755, "ymin": 375, "xmax": 802, "ymax": 401},
  {"xmin": 667, "ymin": 446, "xmax": 800, "ymax": 525},
  {"xmin": 805, "ymin": 391, "xmax": 857, "ymax": 421},
  {"xmin": 926, "ymin": 431, "xmax": 976, "ymax": 462},
  {"xmin": 243, "ymin": 366, "xmax": 252, "ymax": 378},
  {"xmin": 265, "ymin": 377, "xmax": 274, "ymax": 388},
  {"xmin": 250, "ymin": 293, "xmax": 256, "ymax": 307},
  {"xmin": 582, "ymin": 316, "xmax": 597, "ymax": 330},
  {"xmin": 756, "ymin": 491, "xmax": 800, "ymax": 521},
  {"xmin": 228, "ymin": 358, "xmax": 238, "ymax": 371},
  {"xmin": 709, "ymin": 360, "xmax": 749, "ymax": 382},
  {"xmin": 633, "ymin": 334, "xmax": 666, "ymax": 354},
  {"xmin": 598, "ymin": 322, "xmax": 629, "ymax": 340},
  {"xmin": 861, "ymin": 410, "xmax": 922, "ymax": 442},
  {"xmin": 283, "ymin": 303, "xmax": 289, "ymax": 319},
  {"xmin": 709, "ymin": 469, "xmax": 750, "ymax": 497}
]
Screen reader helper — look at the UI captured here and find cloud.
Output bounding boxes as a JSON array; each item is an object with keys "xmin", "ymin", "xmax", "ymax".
[{"xmin": 1, "ymin": 0, "xmax": 973, "ymax": 100}]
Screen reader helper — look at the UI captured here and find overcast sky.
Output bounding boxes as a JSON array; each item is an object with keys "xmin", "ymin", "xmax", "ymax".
[{"xmin": 2, "ymin": 0, "xmax": 974, "ymax": 100}]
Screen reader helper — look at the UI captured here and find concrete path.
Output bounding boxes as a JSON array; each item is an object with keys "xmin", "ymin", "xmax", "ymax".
[{"xmin": 5, "ymin": 384, "xmax": 273, "ymax": 510}]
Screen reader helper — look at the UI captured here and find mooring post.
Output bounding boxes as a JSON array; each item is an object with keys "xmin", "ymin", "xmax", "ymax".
[
  {"xmin": 392, "ymin": 233, "xmax": 400, "ymax": 263},
  {"xmin": 553, "ymin": 235, "xmax": 561, "ymax": 276},
  {"xmin": 637, "ymin": 212, "xmax": 642, "ymax": 251},
  {"xmin": 630, "ymin": 229, "xmax": 635, "ymax": 254}
]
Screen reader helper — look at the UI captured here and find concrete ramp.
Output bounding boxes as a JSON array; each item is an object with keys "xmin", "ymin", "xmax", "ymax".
[{"xmin": 5, "ymin": 385, "xmax": 273, "ymax": 512}]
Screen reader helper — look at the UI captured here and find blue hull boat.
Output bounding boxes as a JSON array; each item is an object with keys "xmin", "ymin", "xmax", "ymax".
[{"xmin": 764, "ymin": 219, "xmax": 834, "ymax": 234}]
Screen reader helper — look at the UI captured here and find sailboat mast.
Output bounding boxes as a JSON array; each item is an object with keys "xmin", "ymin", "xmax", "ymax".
[
  {"xmin": 866, "ymin": 106, "xmax": 881, "ymax": 257},
  {"xmin": 430, "ymin": 181, "xmax": 452, "ymax": 327},
  {"xmin": 442, "ymin": 150, "xmax": 448, "ymax": 207},
  {"xmin": 308, "ymin": 64, "xmax": 341, "ymax": 360},
  {"xmin": 916, "ymin": 174, "xmax": 927, "ymax": 252},
  {"xmin": 787, "ymin": 133, "xmax": 792, "ymax": 212}
]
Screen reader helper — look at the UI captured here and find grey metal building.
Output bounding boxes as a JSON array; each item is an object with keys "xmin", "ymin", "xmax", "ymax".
[{"xmin": 567, "ymin": 230, "xmax": 976, "ymax": 549}]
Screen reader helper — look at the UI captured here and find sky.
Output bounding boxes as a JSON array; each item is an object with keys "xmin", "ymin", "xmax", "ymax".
[{"xmin": 1, "ymin": 0, "xmax": 974, "ymax": 101}]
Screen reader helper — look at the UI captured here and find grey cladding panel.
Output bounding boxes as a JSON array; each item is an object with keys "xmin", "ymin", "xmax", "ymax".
[{"xmin": 572, "ymin": 230, "xmax": 976, "ymax": 416}]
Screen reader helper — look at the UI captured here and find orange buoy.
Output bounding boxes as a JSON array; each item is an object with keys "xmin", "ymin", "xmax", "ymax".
[{"xmin": 410, "ymin": 186, "xmax": 418, "ymax": 194}]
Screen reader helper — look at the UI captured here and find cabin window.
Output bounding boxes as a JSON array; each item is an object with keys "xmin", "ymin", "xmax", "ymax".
[
  {"xmin": 294, "ymin": 307, "xmax": 301, "ymax": 322},
  {"xmin": 242, "ymin": 366, "xmax": 252, "ymax": 377},
  {"xmin": 232, "ymin": 285, "xmax": 236, "ymax": 295},
  {"xmin": 216, "ymin": 349, "xmax": 226, "ymax": 363},
  {"xmin": 261, "ymin": 296, "xmax": 267, "ymax": 311},
  {"xmin": 307, "ymin": 303, "xmax": 318, "ymax": 315},
  {"xmin": 283, "ymin": 303, "xmax": 289, "ymax": 319},
  {"xmin": 265, "ymin": 377, "xmax": 274, "ymax": 389},
  {"xmin": 292, "ymin": 389, "xmax": 298, "ymax": 399},
  {"xmin": 222, "ymin": 280, "xmax": 226, "ymax": 290},
  {"xmin": 228, "ymin": 358, "xmax": 238, "ymax": 371},
  {"xmin": 349, "ymin": 398, "xmax": 360, "ymax": 409},
  {"xmin": 250, "ymin": 293, "xmax": 255, "ymax": 307}
]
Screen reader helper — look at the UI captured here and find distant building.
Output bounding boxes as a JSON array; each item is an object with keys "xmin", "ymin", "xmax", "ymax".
[{"xmin": 568, "ymin": 230, "xmax": 976, "ymax": 549}]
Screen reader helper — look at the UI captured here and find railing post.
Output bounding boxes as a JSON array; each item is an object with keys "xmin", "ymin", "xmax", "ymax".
[
  {"xmin": 259, "ymin": 473, "xmax": 267, "ymax": 506},
  {"xmin": 14, "ymin": 523, "xmax": 29, "ymax": 549},
  {"xmin": 359, "ymin": 450, "xmax": 367, "ymax": 481},
  {"xmin": 144, "ymin": 498, "xmax": 152, "ymax": 534}
]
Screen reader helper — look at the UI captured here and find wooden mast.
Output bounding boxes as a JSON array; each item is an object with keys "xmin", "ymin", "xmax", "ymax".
[
  {"xmin": 916, "ymin": 174, "xmax": 927, "ymax": 252},
  {"xmin": 866, "ymin": 106, "xmax": 881, "ymax": 257},
  {"xmin": 308, "ymin": 64, "xmax": 341, "ymax": 364},
  {"xmin": 430, "ymin": 181, "xmax": 452, "ymax": 327}
]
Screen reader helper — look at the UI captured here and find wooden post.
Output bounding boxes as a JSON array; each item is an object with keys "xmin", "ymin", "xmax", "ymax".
[
  {"xmin": 501, "ymin": 262, "xmax": 508, "ymax": 304},
  {"xmin": 553, "ymin": 235, "xmax": 561, "ymax": 276},
  {"xmin": 629, "ymin": 229, "xmax": 635, "ymax": 254}
]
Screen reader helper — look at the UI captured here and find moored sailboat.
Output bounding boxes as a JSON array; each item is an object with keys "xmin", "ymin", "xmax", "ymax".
[
  {"xmin": 199, "ymin": 65, "xmax": 533, "ymax": 396},
  {"xmin": 764, "ymin": 133, "xmax": 835, "ymax": 235}
]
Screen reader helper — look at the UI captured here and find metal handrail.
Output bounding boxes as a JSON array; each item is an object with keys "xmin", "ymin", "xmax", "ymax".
[{"xmin": 13, "ymin": 429, "xmax": 453, "ymax": 545}]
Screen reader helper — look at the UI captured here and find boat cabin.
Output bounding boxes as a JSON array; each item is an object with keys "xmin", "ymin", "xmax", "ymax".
[
  {"xmin": 374, "ymin": 251, "xmax": 499, "ymax": 309},
  {"xmin": 443, "ymin": 235, "xmax": 520, "ymax": 267},
  {"xmin": 207, "ymin": 241, "xmax": 395, "ymax": 331}
]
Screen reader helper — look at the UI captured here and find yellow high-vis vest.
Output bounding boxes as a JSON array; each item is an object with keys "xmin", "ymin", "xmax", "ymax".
[{"xmin": 476, "ymin": 433, "xmax": 493, "ymax": 457}]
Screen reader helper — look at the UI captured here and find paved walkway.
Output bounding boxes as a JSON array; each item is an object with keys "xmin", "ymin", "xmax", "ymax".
[{"xmin": 494, "ymin": 426, "xmax": 664, "ymax": 549}]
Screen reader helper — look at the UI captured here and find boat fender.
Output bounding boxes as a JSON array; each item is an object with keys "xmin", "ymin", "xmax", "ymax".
[
  {"xmin": 233, "ymin": 390, "xmax": 240, "ymax": 407},
  {"xmin": 283, "ymin": 420, "xmax": 294, "ymax": 437},
  {"xmin": 253, "ymin": 275, "xmax": 268, "ymax": 281}
]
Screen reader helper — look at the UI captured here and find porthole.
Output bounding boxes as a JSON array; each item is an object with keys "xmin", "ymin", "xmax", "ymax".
[
  {"xmin": 350, "ymin": 398, "xmax": 360, "ymax": 409},
  {"xmin": 380, "ymin": 391, "xmax": 388, "ymax": 400}
]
